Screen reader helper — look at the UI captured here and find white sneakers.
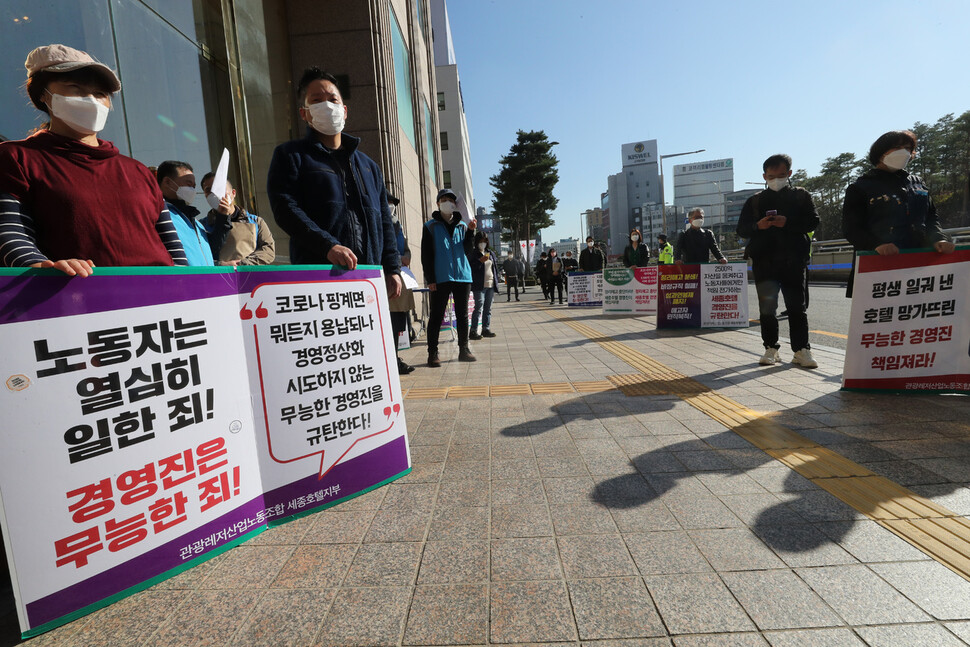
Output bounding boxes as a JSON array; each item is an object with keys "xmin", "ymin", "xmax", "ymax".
[
  {"xmin": 759, "ymin": 348, "xmax": 780, "ymax": 365},
  {"xmin": 792, "ymin": 348, "xmax": 818, "ymax": 369},
  {"xmin": 759, "ymin": 347, "xmax": 818, "ymax": 368}
]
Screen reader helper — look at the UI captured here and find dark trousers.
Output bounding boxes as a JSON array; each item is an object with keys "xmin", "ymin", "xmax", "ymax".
[
  {"xmin": 518, "ymin": 275, "xmax": 526, "ymax": 292},
  {"xmin": 753, "ymin": 261, "xmax": 809, "ymax": 352},
  {"xmin": 540, "ymin": 279, "xmax": 549, "ymax": 299},
  {"xmin": 549, "ymin": 275, "xmax": 564, "ymax": 303},
  {"xmin": 427, "ymin": 281, "xmax": 470, "ymax": 355},
  {"xmin": 390, "ymin": 311, "xmax": 407, "ymax": 338},
  {"xmin": 506, "ymin": 277, "xmax": 519, "ymax": 299}
]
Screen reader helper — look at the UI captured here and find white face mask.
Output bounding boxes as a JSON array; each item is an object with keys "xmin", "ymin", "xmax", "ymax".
[
  {"xmin": 478, "ymin": 242, "xmax": 486, "ymax": 251},
  {"xmin": 883, "ymin": 149, "xmax": 911, "ymax": 171},
  {"xmin": 306, "ymin": 100, "xmax": 345, "ymax": 136},
  {"xmin": 48, "ymin": 92, "xmax": 109, "ymax": 135},
  {"xmin": 175, "ymin": 185, "xmax": 196, "ymax": 204},
  {"xmin": 691, "ymin": 218, "xmax": 704, "ymax": 228},
  {"xmin": 766, "ymin": 178, "xmax": 789, "ymax": 192},
  {"xmin": 206, "ymin": 193, "xmax": 223, "ymax": 211},
  {"xmin": 439, "ymin": 201, "xmax": 455, "ymax": 216},
  {"xmin": 508, "ymin": 252, "xmax": 514, "ymax": 257},
  {"xmin": 587, "ymin": 241, "xmax": 593, "ymax": 247},
  {"xmin": 631, "ymin": 235, "xmax": 639, "ymax": 242}
]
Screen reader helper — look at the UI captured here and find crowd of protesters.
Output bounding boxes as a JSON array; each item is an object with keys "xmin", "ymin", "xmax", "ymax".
[{"xmin": 1, "ymin": 45, "xmax": 955, "ymax": 374}]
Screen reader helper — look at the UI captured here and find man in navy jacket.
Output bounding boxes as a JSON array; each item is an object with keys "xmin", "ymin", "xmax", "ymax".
[{"xmin": 267, "ymin": 67, "xmax": 401, "ymax": 297}]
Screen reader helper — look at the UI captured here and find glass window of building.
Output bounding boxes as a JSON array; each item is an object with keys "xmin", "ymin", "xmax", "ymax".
[
  {"xmin": 0, "ymin": 1, "xmax": 127, "ymax": 146},
  {"xmin": 440, "ymin": 131, "xmax": 448, "ymax": 151},
  {"xmin": 443, "ymin": 170, "xmax": 451, "ymax": 189},
  {"xmin": 423, "ymin": 100, "xmax": 436, "ymax": 182},
  {"xmin": 0, "ymin": 0, "xmax": 243, "ymax": 216},
  {"xmin": 112, "ymin": 1, "xmax": 235, "ymax": 177},
  {"xmin": 416, "ymin": 0, "xmax": 428, "ymax": 41},
  {"xmin": 390, "ymin": 6, "xmax": 415, "ymax": 147},
  {"xmin": 437, "ymin": 92, "xmax": 445, "ymax": 111}
]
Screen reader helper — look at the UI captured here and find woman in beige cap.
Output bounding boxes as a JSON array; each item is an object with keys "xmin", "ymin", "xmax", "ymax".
[{"xmin": 0, "ymin": 44, "xmax": 187, "ymax": 276}]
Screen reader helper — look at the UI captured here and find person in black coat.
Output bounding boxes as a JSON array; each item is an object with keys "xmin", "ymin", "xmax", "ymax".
[
  {"xmin": 623, "ymin": 228, "xmax": 650, "ymax": 267},
  {"xmin": 502, "ymin": 250, "xmax": 520, "ymax": 301},
  {"xmin": 675, "ymin": 208, "xmax": 727, "ymax": 264},
  {"xmin": 579, "ymin": 236, "xmax": 606, "ymax": 271},
  {"xmin": 842, "ymin": 129, "xmax": 954, "ymax": 296},
  {"xmin": 737, "ymin": 154, "xmax": 820, "ymax": 369},
  {"xmin": 535, "ymin": 251, "xmax": 549, "ymax": 299},
  {"xmin": 544, "ymin": 248, "xmax": 565, "ymax": 304}
]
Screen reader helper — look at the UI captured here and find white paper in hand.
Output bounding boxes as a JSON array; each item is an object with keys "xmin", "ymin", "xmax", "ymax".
[
  {"xmin": 212, "ymin": 148, "xmax": 230, "ymax": 200},
  {"xmin": 400, "ymin": 267, "xmax": 419, "ymax": 290}
]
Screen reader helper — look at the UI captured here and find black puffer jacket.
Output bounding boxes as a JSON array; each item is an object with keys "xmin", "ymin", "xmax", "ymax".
[{"xmin": 842, "ymin": 168, "xmax": 948, "ymax": 251}]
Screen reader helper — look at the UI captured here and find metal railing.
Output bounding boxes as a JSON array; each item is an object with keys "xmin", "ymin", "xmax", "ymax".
[{"xmin": 724, "ymin": 227, "xmax": 970, "ymax": 280}]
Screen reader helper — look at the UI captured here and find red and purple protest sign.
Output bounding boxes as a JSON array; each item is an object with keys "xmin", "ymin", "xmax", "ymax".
[{"xmin": 0, "ymin": 265, "xmax": 410, "ymax": 638}]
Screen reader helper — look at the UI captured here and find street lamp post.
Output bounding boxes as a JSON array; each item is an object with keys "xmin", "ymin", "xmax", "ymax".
[{"xmin": 659, "ymin": 148, "xmax": 705, "ymax": 238}]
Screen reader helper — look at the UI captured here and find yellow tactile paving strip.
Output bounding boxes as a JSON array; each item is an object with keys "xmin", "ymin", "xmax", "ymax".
[
  {"xmin": 541, "ymin": 304, "xmax": 970, "ymax": 582},
  {"xmin": 403, "ymin": 380, "xmax": 616, "ymax": 399}
]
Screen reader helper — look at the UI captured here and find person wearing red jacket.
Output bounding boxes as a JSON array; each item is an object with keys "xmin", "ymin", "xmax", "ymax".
[{"xmin": 0, "ymin": 44, "xmax": 186, "ymax": 275}]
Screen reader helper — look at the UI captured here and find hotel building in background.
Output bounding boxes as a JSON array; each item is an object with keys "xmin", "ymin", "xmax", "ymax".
[{"xmin": 607, "ymin": 139, "xmax": 661, "ymax": 254}]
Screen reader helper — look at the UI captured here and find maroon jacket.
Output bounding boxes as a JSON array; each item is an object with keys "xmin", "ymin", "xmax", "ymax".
[{"xmin": 0, "ymin": 130, "xmax": 178, "ymax": 266}]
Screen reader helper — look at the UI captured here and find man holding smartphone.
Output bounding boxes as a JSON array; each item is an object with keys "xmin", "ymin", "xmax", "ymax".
[{"xmin": 736, "ymin": 154, "xmax": 820, "ymax": 368}]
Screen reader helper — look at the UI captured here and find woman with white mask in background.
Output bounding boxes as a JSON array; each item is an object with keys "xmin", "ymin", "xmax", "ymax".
[
  {"xmin": 0, "ymin": 44, "xmax": 186, "ymax": 275},
  {"xmin": 842, "ymin": 130, "xmax": 954, "ymax": 296},
  {"xmin": 623, "ymin": 228, "xmax": 650, "ymax": 268},
  {"xmin": 468, "ymin": 230, "xmax": 498, "ymax": 339}
]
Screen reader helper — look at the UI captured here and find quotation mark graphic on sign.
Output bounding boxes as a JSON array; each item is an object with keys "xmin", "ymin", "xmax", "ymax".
[
  {"xmin": 383, "ymin": 403, "xmax": 402, "ymax": 420},
  {"xmin": 240, "ymin": 303, "xmax": 268, "ymax": 320}
]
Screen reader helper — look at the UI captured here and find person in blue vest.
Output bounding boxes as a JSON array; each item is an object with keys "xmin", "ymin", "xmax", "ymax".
[
  {"xmin": 157, "ymin": 160, "xmax": 214, "ymax": 266},
  {"xmin": 421, "ymin": 188, "xmax": 476, "ymax": 367}
]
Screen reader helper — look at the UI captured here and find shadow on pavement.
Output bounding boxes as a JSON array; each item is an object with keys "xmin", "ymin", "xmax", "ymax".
[
  {"xmin": 498, "ymin": 393, "xmax": 677, "ymax": 438},
  {"xmin": 500, "ymin": 387, "xmax": 970, "ymax": 556}
]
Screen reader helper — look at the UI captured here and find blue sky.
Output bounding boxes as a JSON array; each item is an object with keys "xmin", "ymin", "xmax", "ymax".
[{"xmin": 446, "ymin": 0, "xmax": 970, "ymax": 242}]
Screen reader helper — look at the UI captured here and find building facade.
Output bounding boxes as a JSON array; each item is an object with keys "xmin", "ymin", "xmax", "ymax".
[
  {"xmin": 583, "ymin": 207, "xmax": 606, "ymax": 243},
  {"xmin": 672, "ymin": 158, "xmax": 735, "ymax": 230},
  {"xmin": 430, "ymin": 0, "xmax": 474, "ymax": 215},
  {"xmin": 546, "ymin": 237, "xmax": 581, "ymax": 258},
  {"xmin": 476, "ymin": 206, "xmax": 508, "ymax": 255},
  {"xmin": 722, "ymin": 188, "xmax": 759, "ymax": 249},
  {"xmin": 607, "ymin": 140, "xmax": 661, "ymax": 256},
  {"xmin": 1, "ymin": 0, "xmax": 442, "ymax": 278}
]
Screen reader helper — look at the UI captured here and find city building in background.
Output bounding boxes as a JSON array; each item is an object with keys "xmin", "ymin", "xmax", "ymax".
[
  {"xmin": 723, "ymin": 188, "xmax": 759, "ymax": 248},
  {"xmin": 476, "ymin": 206, "xmax": 507, "ymax": 255},
  {"xmin": 583, "ymin": 207, "xmax": 606, "ymax": 243},
  {"xmin": 607, "ymin": 140, "xmax": 661, "ymax": 254},
  {"xmin": 546, "ymin": 237, "xmax": 581, "ymax": 257},
  {"xmin": 600, "ymin": 191, "xmax": 615, "ymax": 259},
  {"xmin": 430, "ymin": 0, "xmax": 475, "ymax": 215},
  {"xmin": 0, "ymin": 0, "xmax": 442, "ymax": 280},
  {"xmin": 673, "ymin": 158, "xmax": 735, "ymax": 234}
]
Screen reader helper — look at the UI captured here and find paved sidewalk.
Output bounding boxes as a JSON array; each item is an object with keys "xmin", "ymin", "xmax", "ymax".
[{"xmin": 4, "ymin": 289, "xmax": 970, "ymax": 646}]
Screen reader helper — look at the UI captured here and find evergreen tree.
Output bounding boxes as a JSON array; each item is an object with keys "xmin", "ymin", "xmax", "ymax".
[{"xmin": 489, "ymin": 130, "xmax": 559, "ymax": 258}]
